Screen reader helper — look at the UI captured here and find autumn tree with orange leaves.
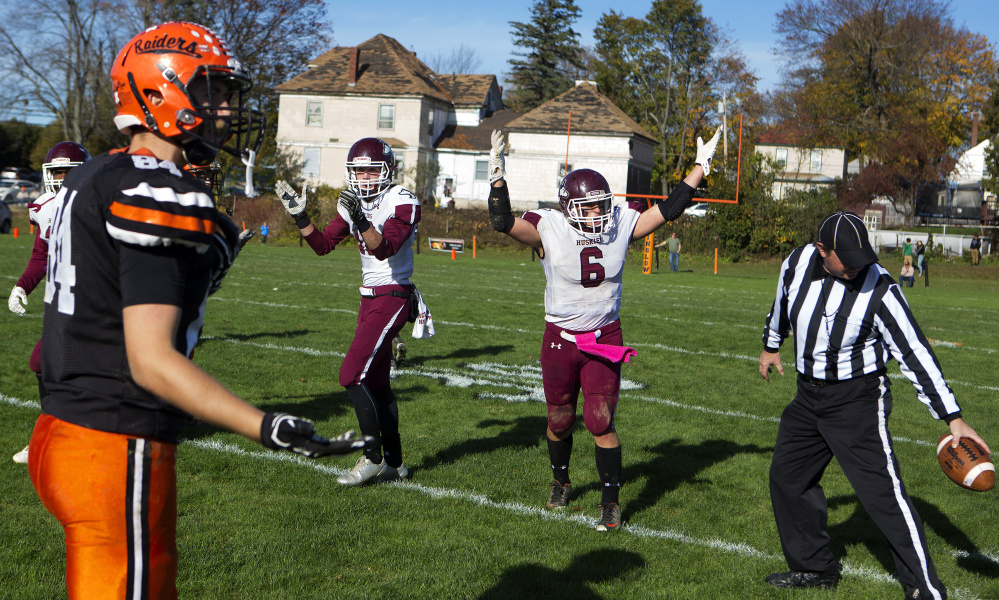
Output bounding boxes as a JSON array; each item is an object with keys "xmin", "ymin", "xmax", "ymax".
[{"xmin": 774, "ymin": 0, "xmax": 998, "ymax": 223}]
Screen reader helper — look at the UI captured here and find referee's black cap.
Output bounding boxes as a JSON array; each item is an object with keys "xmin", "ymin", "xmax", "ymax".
[{"xmin": 818, "ymin": 211, "xmax": 879, "ymax": 268}]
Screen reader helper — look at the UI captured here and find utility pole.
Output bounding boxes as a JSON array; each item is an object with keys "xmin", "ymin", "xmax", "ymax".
[{"xmin": 718, "ymin": 92, "xmax": 728, "ymax": 172}]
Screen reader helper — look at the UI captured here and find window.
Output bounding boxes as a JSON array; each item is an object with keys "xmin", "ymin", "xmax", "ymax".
[
  {"xmin": 475, "ymin": 160, "xmax": 488, "ymax": 181},
  {"xmin": 809, "ymin": 149, "xmax": 823, "ymax": 172},
  {"xmin": 303, "ymin": 147, "xmax": 321, "ymax": 177},
  {"xmin": 378, "ymin": 104, "xmax": 395, "ymax": 129},
  {"xmin": 427, "ymin": 110, "xmax": 435, "ymax": 135},
  {"xmin": 775, "ymin": 148, "xmax": 788, "ymax": 169},
  {"xmin": 558, "ymin": 163, "xmax": 573, "ymax": 181},
  {"xmin": 306, "ymin": 101, "xmax": 322, "ymax": 127},
  {"xmin": 393, "ymin": 155, "xmax": 404, "ymax": 183}
]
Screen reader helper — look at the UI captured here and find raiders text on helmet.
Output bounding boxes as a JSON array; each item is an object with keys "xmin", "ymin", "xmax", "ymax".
[
  {"xmin": 345, "ymin": 138, "xmax": 395, "ymax": 208},
  {"xmin": 42, "ymin": 142, "xmax": 91, "ymax": 194},
  {"xmin": 110, "ymin": 22, "xmax": 265, "ymax": 166},
  {"xmin": 558, "ymin": 169, "xmax": 614, "ymax": 237}
]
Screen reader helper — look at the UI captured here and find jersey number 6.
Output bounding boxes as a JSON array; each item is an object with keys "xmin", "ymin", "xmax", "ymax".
[{"xmin": 580, "ymin": 247, "xmax": 605, "ymax": 288}]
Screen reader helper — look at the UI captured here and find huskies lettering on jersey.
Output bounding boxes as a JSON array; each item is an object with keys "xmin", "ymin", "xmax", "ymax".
[
  {"xmin": 134, "ymin": 34, "xmax": 200, "ymax": 57},
  {"xmin": 577, "ymin": 238, "xmax": 601, "ymax": 246}
]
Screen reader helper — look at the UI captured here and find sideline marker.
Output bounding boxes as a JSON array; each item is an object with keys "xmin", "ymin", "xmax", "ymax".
[
  {"xmin": 451, "ymin": 248, "xmax": 457, "ymax": 260},
  {"xmin": 13, "ymin": 228, "xmax": 18, "ymax": 238}
]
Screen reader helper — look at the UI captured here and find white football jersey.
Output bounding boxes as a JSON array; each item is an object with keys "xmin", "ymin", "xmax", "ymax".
[
  {"xmin": 337, "ymin": 185, "xmax": 420, "ymax": 287},
  {"xmin": 29, "ymin": 192, "xmax": 60, "ymax": 241},
  {"xmin": 527, "ymin": 202, "xmax": 642, "ymax": 331}
]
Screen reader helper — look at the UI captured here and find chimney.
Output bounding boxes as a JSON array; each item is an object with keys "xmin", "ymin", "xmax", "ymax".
[
  {"xmin": 971, "ymin": 110, "xmax": 980, "ymax": 147},
  {"xmin": 348, "ymin": 47, "xmax": 359, "ymax": 87}
]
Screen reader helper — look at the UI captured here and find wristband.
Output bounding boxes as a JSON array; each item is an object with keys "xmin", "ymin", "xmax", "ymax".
[
  {"xmin": 354, "ymin": 218, "xmax": 371, "ymax": 234},
  {"xmin": 295, "ymin": 213, "xmax": 312, "ymax": 229}
]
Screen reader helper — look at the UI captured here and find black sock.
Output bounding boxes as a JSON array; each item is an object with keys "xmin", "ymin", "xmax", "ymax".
[
  {"xmin": 547, "ymin": 435, "xmax": 572, "ymax": 485},
  {"xmin": 595, "ymin": 445, "xmax": 622, "ymax": 505},
  {"xmin": 371, "ymin": 386, "xmax": 402, "ymax": 468},
  {"xmin": 345, "ymin": 384, "xmax": 382, "ymax": 464}
]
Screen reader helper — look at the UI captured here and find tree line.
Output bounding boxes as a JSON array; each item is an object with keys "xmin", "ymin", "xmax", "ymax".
[{"xmin": 2, "ymin": 0, "xmax": 998, "ymax": 232}]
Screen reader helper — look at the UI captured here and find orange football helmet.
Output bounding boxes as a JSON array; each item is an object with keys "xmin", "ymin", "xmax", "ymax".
[{"xmin": 110, "ymin": 21, "xmax": 264, "ymax": 166}]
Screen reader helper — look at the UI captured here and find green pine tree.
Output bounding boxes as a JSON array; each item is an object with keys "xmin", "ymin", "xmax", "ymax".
[{"xmin": 506, "ymin": 0, "xmax": 586, "ymax": 111}]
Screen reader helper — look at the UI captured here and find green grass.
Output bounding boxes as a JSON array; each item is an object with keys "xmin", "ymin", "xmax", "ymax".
[{"xmin": 2, "ymin": 234, "xmax": 998, "ymax": 600}]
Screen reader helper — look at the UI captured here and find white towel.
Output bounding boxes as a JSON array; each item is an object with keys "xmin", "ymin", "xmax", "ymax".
[{"xmin": 411, "ymin": 288, "xmax": 434, "ymax": 339}]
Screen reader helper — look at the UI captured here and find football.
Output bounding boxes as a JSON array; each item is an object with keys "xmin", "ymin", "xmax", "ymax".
[{"xmin": 937, "ymin": 435, "xmax": 995, "ymax": 491}]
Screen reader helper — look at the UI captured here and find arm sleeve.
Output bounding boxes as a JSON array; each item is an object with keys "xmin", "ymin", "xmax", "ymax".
[
  {"xmin": 762, "ymin": 256, "xmax": 793, "ymax": 352},
  {"xmin": 16, "ymin": 231, "xmax": 49, "ymax": 294},
  {"xmin": 368, "ymin": 203, "xmax": 421, "ymax": 260},
  {"xmin": 304, "ymin": 216, "xmax": 352, "ymax": 255},
  {"xmin": 874, "ymin": 284, "xmax": 961, "ymax": 419},
  {"xmin": 656, "ymin": 181, "xmax": 697, "ymax": 222},
  {"xmin": 119, "ymin": 243, "xmax": 192, "ymax": 308}
]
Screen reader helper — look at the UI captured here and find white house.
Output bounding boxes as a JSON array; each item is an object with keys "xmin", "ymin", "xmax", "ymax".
[
  {"xmin": 755, "ymin": 126, "xmax": 853, "ymax": 201},
  {"xmin": 275, "ymin": 35, "xmax": 656, "ymax": 210}
]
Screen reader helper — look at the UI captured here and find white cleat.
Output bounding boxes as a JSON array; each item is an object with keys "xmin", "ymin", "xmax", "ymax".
[
  {"xmin": 12, "ymin": 445, "xmax": 29, "ymax": 464},
  {"xmin": 337, "ymin": 455, "xmax": 386, "ymax": 486},
  {"xmin": 381, "ymin": 463, "xmax": 409, "ymax": 481}
]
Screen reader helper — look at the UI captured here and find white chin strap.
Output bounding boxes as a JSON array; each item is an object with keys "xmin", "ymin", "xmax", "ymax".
[{"xmin": 242, "ymin": 149, "xmax": 256, "ymax": 197}]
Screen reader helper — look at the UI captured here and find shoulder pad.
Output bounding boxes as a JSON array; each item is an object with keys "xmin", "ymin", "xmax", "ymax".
[{"xmin": 105, "ymin": 162, "xmax": 216, "ymax": 251}]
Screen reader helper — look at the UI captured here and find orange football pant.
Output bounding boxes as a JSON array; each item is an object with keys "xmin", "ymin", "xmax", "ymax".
[{"xmin": 29, "ymin": 414, "xmax": 178, "ymax": 600}]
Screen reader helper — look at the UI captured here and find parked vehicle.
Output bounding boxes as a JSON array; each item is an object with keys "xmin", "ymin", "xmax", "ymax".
[
  {"xmin": 0, "ymin": 201, "xmax": 12, "ymax": 234},
  {"xmin": 683, "ymin": 202, "xmax": 711, "ymax": 218},
  {"xmin": 0, "ymin": 179, "xmax": 40, "ymax": 204}
]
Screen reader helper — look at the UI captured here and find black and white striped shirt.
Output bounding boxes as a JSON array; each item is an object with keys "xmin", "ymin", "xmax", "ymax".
[{"xmin": 762, "ymin": 244, "xmax": 961, "ymax": 420}]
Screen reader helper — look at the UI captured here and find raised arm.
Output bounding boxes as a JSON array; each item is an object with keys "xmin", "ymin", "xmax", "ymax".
[
  {"xmin": 632, "ymin": 127, "xmax": 720, "ymax": 241},
  {"xmin": 486, "ymin": 130, "xmax": 542, "ymax": 251}
]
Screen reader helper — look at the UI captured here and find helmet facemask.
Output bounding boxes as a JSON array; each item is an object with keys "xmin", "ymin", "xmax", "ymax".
[
  {"xmin": 565, "ymin": 192, "xmax": 613, "ymax": 237},
  {"xmin": 346, "ymin": 161, "xmax": 392, "ymax": 209},
  {"xmin": 185, "ymin": 162, "xmax": 227, "ymax": 213}
]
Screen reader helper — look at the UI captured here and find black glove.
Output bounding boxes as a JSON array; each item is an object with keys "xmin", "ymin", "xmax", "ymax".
[
  {"xmin": 339, "ymin": 189, "xmax": 371, "ymax": 233},
  {"xmin": 261, "ymin": 413, "xmax": 371, "ymax": 458}
]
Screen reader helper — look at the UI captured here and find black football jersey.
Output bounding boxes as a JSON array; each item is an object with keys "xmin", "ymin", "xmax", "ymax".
[{"xmin": 40, "ymin": 150, "xmax": 218, "ymax": 443}]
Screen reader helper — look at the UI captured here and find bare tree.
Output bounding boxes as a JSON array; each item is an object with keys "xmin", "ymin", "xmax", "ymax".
[
  {"xmin": 425, "ymin": 44, "xmax": 485, "ymax": 74},
  {"xmin": 0, "ymin": 0, "xmax": 128, "ymax": 143}
]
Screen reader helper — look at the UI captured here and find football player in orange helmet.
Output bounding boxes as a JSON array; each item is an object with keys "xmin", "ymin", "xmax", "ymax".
[{"xmin": 28, "ymin": 23, "xmax": 368, "ymax": 599}]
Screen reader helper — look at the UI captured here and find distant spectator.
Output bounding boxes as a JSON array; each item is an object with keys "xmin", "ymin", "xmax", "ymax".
[
  {"xmin": 902, "ymin": 238, "xmax": 912, "ymax": 266},
  {"xmin": 914, "ymin": 240, "xmax": 925, "ymax": 276},
  {"xmin": 656, "ymin": 232, "xmax": 682, "ymax": 272},
  {"xmin": 900, "ymin": 263, "xmax": 915, "ymax": 287},
  {"xmin": 970, "ymin": 234, "xmax": 981, "ymax": 266},
  {"xmin": 260, "ymin": 222, "xmax": 269, "ymax": 244}
]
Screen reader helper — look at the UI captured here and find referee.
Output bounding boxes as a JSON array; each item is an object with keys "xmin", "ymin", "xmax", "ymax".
[{"xmin": 758, "ymin": 211, "xmax": 989, "ymax": 599}]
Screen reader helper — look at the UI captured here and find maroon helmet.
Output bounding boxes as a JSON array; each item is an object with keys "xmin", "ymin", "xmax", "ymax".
[
  {"xmin": 345, "ymin": 137, "xmax": 395, "ymax": 207},
  {"xmin": 42, "ymin": 141, "xmax": 91, "ymax": 194},
  {"xmin": 558, "ymin": 168, "xmax": 614, "ymax": 237},
  {"xmin": 184, "ymin": 161, "xmax": 227, "ymax": 213}
]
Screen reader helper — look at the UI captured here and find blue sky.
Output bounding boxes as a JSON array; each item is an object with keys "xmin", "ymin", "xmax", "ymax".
[{"xmin": 328, "ymin": 0, "xmax": 999, "ymax": 93}]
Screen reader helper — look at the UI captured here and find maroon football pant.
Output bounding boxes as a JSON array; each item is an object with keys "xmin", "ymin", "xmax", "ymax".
[
  {"xmin": 540, "ymin": 321, "xmax": 622, "ymax": 436},
  {"xmin": 338, "ymin": 290, "xmax": 411, "ymax": 389}
]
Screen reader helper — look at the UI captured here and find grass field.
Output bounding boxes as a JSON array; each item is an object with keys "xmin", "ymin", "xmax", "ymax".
[{"xmin": 2, "ymin": 232, "xmax": 998, "ymax": 600}]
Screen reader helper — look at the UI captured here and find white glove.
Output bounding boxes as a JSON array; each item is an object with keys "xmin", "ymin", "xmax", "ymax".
[
  {"xmin": 488, "ymin": 130, "xmax": 506, "ymax": 184},
  {"xmin": 238, "ymin": 228, "xmax": 256, "ymax": 249},
  {"xmin": 695, "ymin": 126, "xmax": 722, "ymax": 177},
  {"xmin": 8, "ymin": 286, "xmax": 27, "ymax": 316},
  {"xmin": 275, "ymin": 180, "xmax": 307, "ymax": 217}
]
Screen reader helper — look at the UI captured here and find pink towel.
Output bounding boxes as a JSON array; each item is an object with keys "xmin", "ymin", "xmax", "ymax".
[{"xmin": 574, "ymin": 332, "xmax": 637, "ymax": 364}]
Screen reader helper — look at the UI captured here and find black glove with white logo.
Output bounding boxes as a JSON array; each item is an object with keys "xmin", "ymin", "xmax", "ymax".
[
  {"xmin": 261, "ymin": 413, "xmax": 371, "ymax": 458},
  {"xmin": 338, "ymin": 189, "xmax": 371, "ymax": 234}
]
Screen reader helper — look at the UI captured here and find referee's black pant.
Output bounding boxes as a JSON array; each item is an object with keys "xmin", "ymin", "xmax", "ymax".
[{"xmin": 769, "ymin": 373, "xmax": 946, "ymax": 599}]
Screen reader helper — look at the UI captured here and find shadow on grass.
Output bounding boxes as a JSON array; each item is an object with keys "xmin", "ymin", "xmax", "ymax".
[
  {"xmin": 477, "ymin": 549, "xmax": 645, "ymax": 600},
  {"xmin": 598, "ymin": 437, "xmax": 771, "ymax": 523},
  {"xmin": 826, "ymin": 495, "xmax": 999, "ymax": 580},
  {"xmin": 404, "ymin": 344, "xmax": 517, "ymax": 363},
  {"xmin": 415, "ymin": 415, "xmax": 547, "ymax": 474},
  {"xmin": 204, "ymin": 328, "xmax": 316, "ymax": 342},
  {"xmin": 180, "ymin": 383, "xmax": 429, "ymax": 442}
]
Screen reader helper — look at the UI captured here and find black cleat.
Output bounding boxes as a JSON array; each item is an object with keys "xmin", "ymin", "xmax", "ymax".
[
  {"xmin": 596, "ymin": 502, "xmax": 621, "ymax": 531},
  {"xmin": 546, "ymin": 480, "xmax": 572, "ymax": 508},
  {"xmin": 765, "ymin": 570, "xmax": 839, "ymax": 590}
]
